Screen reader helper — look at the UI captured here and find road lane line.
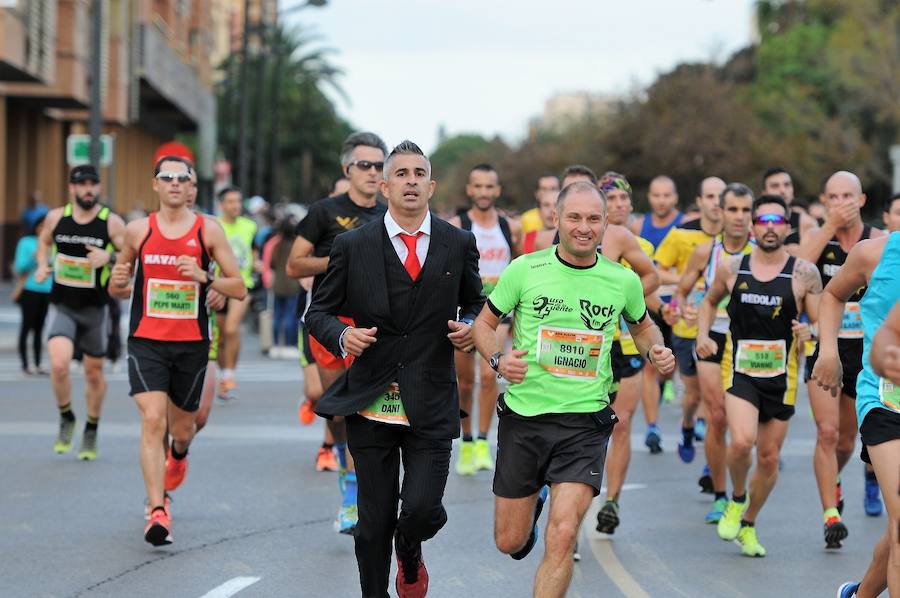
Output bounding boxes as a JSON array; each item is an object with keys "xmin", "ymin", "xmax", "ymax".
[
  {"xmin": 582, "ymin": 500, "xmax": 650, "ymax": 598},
  {"xmin": 197, "ymin": 576, "xmax": 261, "ymax": 598}
]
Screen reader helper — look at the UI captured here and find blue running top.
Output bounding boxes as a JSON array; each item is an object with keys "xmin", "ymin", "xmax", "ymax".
[
  {"xmin": 857, "ymin": 232, "xmax": 900, "ymax": 425},
  {"xmin": 640, "ymin": 211, "xmax": 683, "ymax": 249}
]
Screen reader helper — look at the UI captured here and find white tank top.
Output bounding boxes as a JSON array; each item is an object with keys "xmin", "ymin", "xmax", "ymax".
[{"xmin": 471, "ymin": 219, "xmax": 511, "ymax": 295}]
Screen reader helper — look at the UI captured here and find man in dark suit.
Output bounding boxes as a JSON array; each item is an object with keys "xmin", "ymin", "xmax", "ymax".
[{"xmin": 306, "ymin": 140, "xmax": 484, "ymax": 598}]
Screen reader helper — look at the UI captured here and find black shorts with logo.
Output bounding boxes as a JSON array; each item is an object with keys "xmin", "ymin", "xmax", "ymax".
[
  {"xmin": 127, "ymin": 337, "xmax": 210, "ymax": 412},
  {"xmin": 804, "ymin": 341, "xmax": 863, "ymax": 398},
  {"xmin": 493, "ymin": 394, "xmax": 616, "ymax": 498},
  {"xmin": 728, "ymin": 372, "xmax": 795, "ymax": 423},
  {"xmin": 859, "ymin": 407, "xmax": 900, "ymax": 464}
]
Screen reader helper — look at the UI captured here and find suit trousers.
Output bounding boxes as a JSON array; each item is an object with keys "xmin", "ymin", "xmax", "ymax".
[{"xmin": 346, "ymin": 414, "xmax": 452, "ymax": 598}]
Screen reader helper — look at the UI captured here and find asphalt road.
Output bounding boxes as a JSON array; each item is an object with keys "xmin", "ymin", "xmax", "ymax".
[{"xmin": 0, "ymin": 330, "xmax": 885, "ymax": 597}]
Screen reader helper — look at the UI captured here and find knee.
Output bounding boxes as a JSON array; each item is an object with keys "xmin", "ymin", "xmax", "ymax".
[
  {"xmin": 612, "ymin": 411, "xmax": 632, "ymax": 436},
  {"xmin": 141, "ymin": 410, "xmax": 167, "ymax": 437},
  {"xmin": 756, "ymin": 450, "xmax": 780, "ymax": 474},
  {"xmin": 50, "ymin": 359, "xmax": 70, "ymax": 379},
  {"xmin": 730, "ymin": 436, "xmax": 754, "ymax": 457},
  {"xmin": 457, "ymin": 378, "xmax": 475, "ymax": 398},
  {"xmin": 495, "ymin": 526, "xmax": 530, "ymax": 555},
  {"xmin": 545, "ymin": 517, "xmax": 579, "ymax": 557},
  {"xmin": 169, "ymin": 423, "xmax": 195, "ymax": 445},
  {"xmin": 83, "ymin": 365, "xmax": 104, "ymax": 387},
  {"xmin": 401, "ymin": 501, "xmax": 446, "ymax": 539},
  {"xmin": 816, "ymin": 422, "xmax": 839, "ymax": 447}
]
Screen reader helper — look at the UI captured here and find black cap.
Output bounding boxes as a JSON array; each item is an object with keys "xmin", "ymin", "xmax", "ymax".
[{"xmin": 69, "ymin": 165, "xmax": 100, "ymax": 184}]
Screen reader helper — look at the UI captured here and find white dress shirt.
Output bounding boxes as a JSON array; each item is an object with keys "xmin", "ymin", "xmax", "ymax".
[{"xmin": 384, "ymin": 209, "xmax": 431, "ymax": 266}]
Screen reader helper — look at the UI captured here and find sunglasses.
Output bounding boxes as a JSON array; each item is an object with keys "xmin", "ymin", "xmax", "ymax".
[
  {"xmin": 753, "ymin": 213, "xmax": 788, "ymax": 226},
  {"xmin": 349, "ymin": 160, "xmax": 384, "ymax": 172},
  {"xmin": 156, "ymin": 171, "xmax": 192, "ymax": 183}
]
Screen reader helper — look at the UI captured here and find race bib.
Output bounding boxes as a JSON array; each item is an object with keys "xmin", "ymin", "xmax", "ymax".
[
  {"xmin": 146, "ymin": 278, "xmax": 200, "ymax": 319},
  {"xmin": 54, "ymin": 254, "xmax": 96, "ymax": 288},
  {"xmin": 878, "ymin": 377, "xmax": 900, "ymax": 413},
  {"xmin": 838, "ymin": 302, "xmax": 863, "ymax": 339},
  {"xmin": 735, "ymin": 339, "xmax": 786, "ymax": 378},
  {"xmin": 536, "ymin": 325, "xmax": 604, "ymax": 378},
  {"xmin": 360, "ymin": 382, "xmax": 409, "ymax": 426},
  {"xmin": 481, "ymin": 276, "xmax": 499, "ymax": 296}
]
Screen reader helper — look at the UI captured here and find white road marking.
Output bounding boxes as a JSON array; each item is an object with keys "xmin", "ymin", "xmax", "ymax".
[
  {"xmin": 197, "ymin": 576, "xmax": 261, "ymax": 598},
  {"xmin": 582, "ymin": 499, "xmax": 651, "ymax": 598}
]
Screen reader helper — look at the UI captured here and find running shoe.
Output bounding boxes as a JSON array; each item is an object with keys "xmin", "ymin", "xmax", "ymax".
[
  {"xmin": 164, "ymin": 448, "xmax": 188, "ymax": 492},
  {"xmin": 662, "ymin": 380, "xmax": 675, "ymax": 403},
  {"xmin": 698, "ymin": 464, "xmax": 714, "ymax": 494},
  {"xmin": 144, "ymin": 493, "xmax": 172, "ymax": 520},
  {"xmin": 53, "ymin": 416, "xmax": 76, "ymax": 454},
  {"xmin": 824, "ymin": 515, "xmax": 848, "ymax": 549},
  {"xmin": 77, "ymin": 427, "xmax": 98, "ymax": 461},
  {"xmin": 644, "ymin": 424, "xmax": 662, "ymax": 454},
  {"xmin": 455, "ymin": 441, "xmax": 476, "ymax": 476},
  {"xmin": 694, "ymin": 418, "xmax": 706, "ymax": 442},
  {"xmin": 316, "ymin": 447, "xmax": 339, "ymax": 472},
  {"xmin": 216, "ymin": 378, "xmax": 237, "ymax": 404},
  {"xmin": 836, "ymin": 582, "xmax": 859, "ymax": 598},
  {"xmin": 677, "ymin": 440, "xmax": 695, "ymax": 463},
  {"xmin": 864, "ymin": 473, "xmax": 883, "ymax": 517},
  {"xmin": 473, "ymin": 439, "xmax": 494, "ymax": 471},
  {"xmin": 596, "ymin": 500, "xmax": 620, "ymax": 534},
  {"xmin": 573, "ymin": 540, "xmax": 581, "ymax": 562},
  {"xmin": 706, "ymin": 497, "xmax": 727, "ymax": 524},
  {"xmin": 511, "ymin": 485, "xmax": 549, "ymax": 560},
  {"xmin": 337, "ymin": 503, "xmax": 358, "ymax": 535},
  {"xmin": 298, "ymin": 399, "xmax": 316, "ymax": 426},
  {"xmin": 737, "ymin": 525, "xmax": 766, "ymax": 557},
  {"xmin": 395, "ymin": 530, "xmax": 428, "ymax": 598},
  {"xmin": 717, "ymin": 499, "xmax": 746, "ymax": 541},
  {"xmin": 144, "ymin": 507, "xmax": 173, "ymax": 546},
  {"xmin": 836, "ymin": 478, "xmax": 844, "ymax": 516}
]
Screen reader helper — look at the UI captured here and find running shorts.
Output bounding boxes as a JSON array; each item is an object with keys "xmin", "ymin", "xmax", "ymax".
[
  {"xmin": 696, "ymin": 330, "xmax": 726, "ymax": 364},
  {"xmin": 727, "ymin": 373, "xmax": 795, "ymax": 423},
  {"xmin": 309, "ymin": 316, "xmax": 355, "ymax": 370},
  {"xmin": 805, "ymin": 341, "xmax": 862, "ymax": 398},
  {"xmin": 671, "ymin": 334, "xmax": 697, "ymax": 377},
  {"xmin": 127, "ymin": 337, "xmax": 210, "ymax": 412},
  {"xmin": 46, "ymin": 303, "xmax": 109, "ymax": 358},
  {"xmin": 493, "ymin": 394, "xmax": 616, "ymax": 498},
  {"xmin": 298, "ymin": 323, "xmax": 315, "ymax": 368},
  {"xmin": 859, "ymin": 407, "xmax": 900, "ymax": 464}
]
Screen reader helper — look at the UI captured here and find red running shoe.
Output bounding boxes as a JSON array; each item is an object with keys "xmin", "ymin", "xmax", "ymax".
[
  {"xmin": 144, "ymin": 507, "xmax": 173, "ymax": 546},
  {"xmin": 298, "ymin": 399, "xmax": 316, "ymax": 426},
  {"xmin": 164, "ymin": 447, "xmax": 188, "ymax": 491},
  {"xmin": 316, "ymin": 447, "xmax": 339, "ymax": 472}
]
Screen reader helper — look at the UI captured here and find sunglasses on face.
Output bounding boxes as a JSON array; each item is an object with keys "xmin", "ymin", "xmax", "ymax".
[
  {"xmin": 753, "ymin": 213, "xmax": 787, "ymax": 226},
  {"xmin": 349, "ymin": 160, "xmax": 384, "ymax": 172},
  {"xmin": 156, "ymin": 172, "xmax": 192, "ymax": 183}
]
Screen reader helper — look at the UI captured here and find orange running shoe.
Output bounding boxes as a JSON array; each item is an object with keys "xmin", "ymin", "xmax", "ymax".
[
  {"xmin": 298, "ymin": 399, "xmax": 316, "ymax": 426},
  {"xmin": 144, "ymin": 507, "xmax": 173, "ymax": 546},
  {"xmin": 316, "ymin": 447, "xmax": 339, "ymax": 472},
  {"xmin": 164, "ymin": 447, "xmax": 189, "ymax": 491}
]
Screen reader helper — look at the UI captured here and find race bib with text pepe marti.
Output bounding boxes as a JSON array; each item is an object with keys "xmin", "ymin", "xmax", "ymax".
[{"xmin": 146, "ymin": 278, "xmax": 200, "ymax": 319}]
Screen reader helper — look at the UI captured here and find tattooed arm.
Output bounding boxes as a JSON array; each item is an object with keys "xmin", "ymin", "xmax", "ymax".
[{"xmin": 792, "ymin": 258, "xmax": 823, "ymax": 324}]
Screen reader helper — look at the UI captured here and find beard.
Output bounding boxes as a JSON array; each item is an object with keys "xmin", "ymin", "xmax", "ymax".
[
  {"xmin": 75, "ymin": 194, "xmax": 97, "ymax": 210},
  {"xmin": 757, "ymin": 236, "xmax": 783, "ymax": 252}
]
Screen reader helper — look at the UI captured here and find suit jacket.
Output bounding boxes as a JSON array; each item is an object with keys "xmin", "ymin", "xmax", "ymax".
[{"xmin": 306, "ymin": 215, "xmax": 485, "ymax": 439}]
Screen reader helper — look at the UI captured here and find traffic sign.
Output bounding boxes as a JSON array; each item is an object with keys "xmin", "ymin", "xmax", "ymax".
[{"xmin": 67, "ymin": 134, "xmax": 114, "ymax": 167}]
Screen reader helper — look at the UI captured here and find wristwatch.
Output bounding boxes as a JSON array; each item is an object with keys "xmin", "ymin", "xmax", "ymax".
[{"xmin": 489, "ymin": 351, "xmax": 503, "ymax": 372}]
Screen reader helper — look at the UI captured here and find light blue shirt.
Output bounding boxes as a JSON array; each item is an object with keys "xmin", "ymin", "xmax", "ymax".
[{"xmin": 14, "ymin": 235, "xmax": 52, "ymax": 294}]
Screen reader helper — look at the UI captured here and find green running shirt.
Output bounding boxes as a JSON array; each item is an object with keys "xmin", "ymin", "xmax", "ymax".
[
  {"xmin": 219, "ymin": 216, "xmax": 257, "ymax": 288},
  {"xmin": 488, "ymin": 246, "xmax": 647, "ymax": 416}
]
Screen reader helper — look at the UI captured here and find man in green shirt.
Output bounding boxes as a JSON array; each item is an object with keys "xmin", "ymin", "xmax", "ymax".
[{"xmin": 472, "ymin": 181, "xmax": 675, "ymax": 597}]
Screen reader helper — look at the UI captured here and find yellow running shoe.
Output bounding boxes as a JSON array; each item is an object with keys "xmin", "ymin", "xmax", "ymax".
[
  {"xmin": 737, "ymin": 525, "xmax": 766, "ymax": 557},
  {"xmin": 54, "ymin": 417, "xmax": 76, "ymax": 454},
  {"xmin": 473, "ymin": 439, "xmax": 494, "ymax": 471},
  {"xmin": 717, "ymin": 499, "xmax": 746, "ymax": 541},
  {"xmin": 77, "ymin": 427, "xmax": 98, "ymax": 461},
  {"xmin": 455, "ymin": 441, "xmax": 476, "ymax": 476}
]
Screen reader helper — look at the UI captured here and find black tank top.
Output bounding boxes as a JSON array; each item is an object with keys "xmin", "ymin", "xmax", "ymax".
[
  {"xmin": 727, "ymin": 254, "xmax": 798, "ymax": 378},
  {"xmin": 50, "ymin": 203, "xmax": 113, "ymax": 309},
  {"xmin": 817, "ymin": 224, "xmax": 871, "ymax": 303}
]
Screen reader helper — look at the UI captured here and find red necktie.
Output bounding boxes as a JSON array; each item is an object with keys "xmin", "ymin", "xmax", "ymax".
[{"xmin": 398, "ymin": 232, "xmax": 423, "ymax": 280}]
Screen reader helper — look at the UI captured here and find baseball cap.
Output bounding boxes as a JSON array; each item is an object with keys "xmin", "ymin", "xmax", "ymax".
[{"xmin": 70, "ymin": 165, "xmax": 100, "ymax": 184}]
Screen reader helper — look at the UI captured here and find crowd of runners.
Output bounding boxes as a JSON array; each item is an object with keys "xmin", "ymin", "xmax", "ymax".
[{"xmin": 25, "ymin": 130, "xmax": 900, "ymax": 598}]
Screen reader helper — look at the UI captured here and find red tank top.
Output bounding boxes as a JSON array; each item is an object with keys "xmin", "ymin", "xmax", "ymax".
[
  {"xmin": 130, "ymin": 212, "xmax": 210, "ymax": 342},
  {"xmin": 523, "ymin": 230, "xmax": 537, "ymax": 254}
]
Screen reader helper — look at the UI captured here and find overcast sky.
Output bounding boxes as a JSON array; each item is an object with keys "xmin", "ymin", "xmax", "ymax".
[{"xmin": 284, "ymin": 0, "xmax": 757, "ymax": 153}]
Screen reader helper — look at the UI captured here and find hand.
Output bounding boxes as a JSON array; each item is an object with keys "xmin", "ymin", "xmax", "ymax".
[
  {"xmin": 33, "ymin": 263, "xmax": 52, "ymax": 284},
  {"xmin": 111, "ymin": 261, "xmax": 132, "ymax": 288},
  {"xmin": 176, "ymin": 255, "xmax": 206, "ymax": 282},
  {"xmin": 206, "ymin": 288, "xmax": 227, "ymax": 311},
  {"xmin": 300, "ymin": 276, "xmax": 314, "ymax": 292},
  {"xmin": 825, "ymin": 201, "xmax": 859, "ymax": 231},
  {"xmin": 881, "ymin": 345, "xmax": 900, "ymax": 385},
  {"xmin": 84, "ymin": 244, "xmax": 111, "ymax": 269},
  {"xmin": 792, "ymin": 319, "xmax": 812, "ymax": 343},
  {"xmin": 810, "ymin": 349, "xmax": 843, "ymax": 398},
  {"xmin": 682, "ymin": 304, "xmax": 699, "ymax": 327},
  {"xmin": 649, "ymin": 344, "xmax": 676, "ymax": 375},
  {"xmin": 343, "ymin": 326, "xmax": 377, "ymax": 357},
  {"xmin": 695, "ymin": 335, "xmax": 718, "ymax": 359},
  {"xmin": 661, "ymin": 302, "xmax": 681, "ymax": 327},
  {"xmin": 447, "ymin": 320, "xmax": 474, "ymax": 353},
  {"xmin": 499, "ymin": 349, "xmax": 529, "ymax": 384}
]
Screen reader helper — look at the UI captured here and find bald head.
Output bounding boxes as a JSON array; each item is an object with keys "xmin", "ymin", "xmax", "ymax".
[
  {"xmin": 698, "ymin": 177, "xmax": 726, "ymax": 199},
  {"xmin": 824, "ymin": 170, "xmax": 865, "ymax": 228},
  {"xmin": 826, "ymin": 171, "xmax": 862, "ymax": 194},
  {"xmin": 648, "ymin": 175, "xmax": 678, "ymax": 218}
]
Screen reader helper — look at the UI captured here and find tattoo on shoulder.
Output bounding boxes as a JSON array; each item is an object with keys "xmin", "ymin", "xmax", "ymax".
[{"xmin": 795, "ymin": 259, "xmax": 823, "ymax": 294}]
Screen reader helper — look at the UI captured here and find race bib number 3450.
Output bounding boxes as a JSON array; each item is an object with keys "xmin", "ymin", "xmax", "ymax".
[{"xmin": 536, "ymin": 326, "xmax": 604, "ymax": 378}]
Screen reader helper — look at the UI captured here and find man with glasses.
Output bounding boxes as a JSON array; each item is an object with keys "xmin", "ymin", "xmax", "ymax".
[
  {"xmin": 287, "ymin": 131, "xmax": 389, "ymax": 535},
  {"xmin": 35, "ymin": 165, "xmax": 126, "ymax": 460},
  {"xmin": 110, "ymin": 156, "xmax": 245, "ymax": 545},
  {"xmin": 696, "ymin": 195, "xmax": 822, "ymax": 558}
]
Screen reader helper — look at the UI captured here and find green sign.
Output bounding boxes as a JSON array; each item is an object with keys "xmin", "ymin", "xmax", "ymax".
[{"xmin": 66, "ymin": 135, "xmax": 113, "ymax": 167}]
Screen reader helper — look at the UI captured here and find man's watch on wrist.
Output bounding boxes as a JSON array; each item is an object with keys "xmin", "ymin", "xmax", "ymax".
[
  {"xmin": 489, "ymin": 351, "xmax": 503, "ymax": 372},
  {"xmin": 204, "ymin": 272, "xmax": 215, "ymax": 285}
]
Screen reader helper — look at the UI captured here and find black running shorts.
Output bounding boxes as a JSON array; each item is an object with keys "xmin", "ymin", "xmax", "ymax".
[
  {"xmin": 611, "ymin": 341, "xmax": 644, "ymax": 382},
  {"xmin": 859, "ymin": 407, "xmax": 900, "ymax": 464},
  {"xmin": 805, "ymin": 341, "xmax": 862, "ymax": 398},
  {"xmin": 728, "ymin": 373, "xmax": 795, "ymax": 423},
  {"xmin": 127, "ymin": 337, "xmax": 210, "ymax": 412},
  {"xmin": 493, "ymin": 394, "xmax": 616, "ymax": 499},
  {"xmin": 696, "ymin": 330, "xmax": 726, "ymax": 364}
]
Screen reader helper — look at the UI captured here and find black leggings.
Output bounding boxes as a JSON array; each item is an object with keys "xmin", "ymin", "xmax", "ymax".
[{"xmin": 18, "ymin": 290, "xmax": 49, "ymax": 370}]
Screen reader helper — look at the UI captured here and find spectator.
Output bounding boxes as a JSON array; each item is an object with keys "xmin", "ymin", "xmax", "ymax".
[
  {"xmin": 268, "ymin": 218, "xmax": 300, "ymax": 359},
  {"xmin": 13, "ymin": 214, "xmax": 52, "ymax": 375}
]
